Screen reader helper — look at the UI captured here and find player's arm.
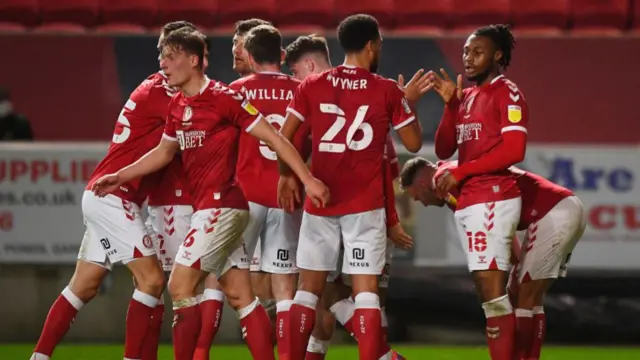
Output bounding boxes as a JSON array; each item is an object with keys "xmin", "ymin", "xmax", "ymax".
[
  {"xmin": 249, "ymin": 117, "xmax": 312, "ymax": 186},
  {"xmin": 390, "ymin": 83, "xmax": 422, "ymax": 153},
  {"xmin": 434, "ymin": 96, "xmax": 460, "ymax": 160},
  {"xmin": 277, "ymin": 112, "xmax": 304, "ymax": 176},
  {"xmin": 449, "ymin": 86, "xmax": 528, "ymax": 182},
  {"xmin": 118, "ymin": 138, "xmax": 178, "ymax": 182}
]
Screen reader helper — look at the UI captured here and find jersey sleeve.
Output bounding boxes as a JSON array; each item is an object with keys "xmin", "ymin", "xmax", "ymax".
[
  {"xmin": 286, "ymin": 78, "xmax": 311, "ymax": 122},
  {"xmin": 223, "ymin": 87, "xmax": 263, "ymax": 132},
  {"xmin": 388, "ymin": 82, "xmax": 416, "ymax": 131},
  {"xmin": 497, "ymin": 80, "xmax": 528, "ymax": 135},
  {"xmin": 383, "ymin": 158, "xmax": 400, "ymax": 227},
  {"xmin": 162, "ymin": 97, "xmax": 178, "ymax": 142},
  {"xmin": 384, "ymin": 135, "xmax": 400, "ymax": 179}
]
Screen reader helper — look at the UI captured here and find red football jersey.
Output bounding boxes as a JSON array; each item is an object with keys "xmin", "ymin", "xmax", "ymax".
[
  {"xmin": 385, "ymin": 135, "xmax": 399, "ymax": 179},
  {"xmin": 287, "ymin": 65, "xmax": 415, "ymax": 216},
  {"xmin": 163, "ymin": 78, "xmax": 261, "ymax": 211},
  {"xmin": 383, "ymin": 136, "xmax": 400, "ymax": 227},
  {"xmin": 87, "ymin": 72, "xmax": 175, "ymax": 206},
  {"xmin": 455, "ymin": 75, "xmax": 529, "ymax": 209},
  {"xmin": 230, "ymin": 72, "xmax": 310, "ymax": 208},
  {"xmin": 436, "ymin": 161, "xmax": 573, "ymax": 230},
  {"xmin": 147, "ymin": 155, "xmax": 191, "ymax": 206}
]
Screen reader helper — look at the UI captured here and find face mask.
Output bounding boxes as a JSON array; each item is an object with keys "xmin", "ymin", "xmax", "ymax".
[{"xmin": 0, "ymin": 101, "xmax": 13, "ymax": 117}]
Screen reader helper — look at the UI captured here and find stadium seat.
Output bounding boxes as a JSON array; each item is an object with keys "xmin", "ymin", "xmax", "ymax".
[
  {"xmin": 33, "ymin": 23, "xmax": 88, "ymax": 33},
  {"xmin": 217, "ymin": 0, "xmax": 276, "ymax": 28},
  {"xmin": 101, "ymin": 0, "xmax": 159, "ymax": 28},
  {"xmin": 276, "ymin": 0, "xmax": 335, "ymax": 29},
  {"xmin": 334, "ymin": 0, "xmax": 395, "ymax": 29},
  {"xmin": 0, "ymin": 22, "xmax": 27, "ymax": 33},
  {"xmin": 95, "ymin": 23, "xmax": 148, "ymax": 33},
  {"xmin": 570, "ymin": 0, "xmax": 629, "ymax": 30},
  {"xmin": 0, "ymin": 0, "xmax": 39, "ymax": 26},
  {"xmin": 634, "ymin": 0, "xmax": 640, "ymax": 28},
  {"xmin": 393, "ymin": 0, "xmax": 451, "ymax": 31},
  {"xmin": 158, "ymin": 0, "xmax": 218, "ymax": 28},
  {"xmin": 450, "ymin": 0, "xmax": 510, "ymax": 29},
  {"xmin": 40, "ymin": 0, "xmax": 100, "ymax": 28},
  {"xmin": 511, "ymin": 0, "xmax": 570, "ymax": 30}
]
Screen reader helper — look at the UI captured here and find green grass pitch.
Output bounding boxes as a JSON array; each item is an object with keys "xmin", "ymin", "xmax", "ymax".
[{"xmin": 3, "ymin": 344, "xmax": 640, "ymax": 359}]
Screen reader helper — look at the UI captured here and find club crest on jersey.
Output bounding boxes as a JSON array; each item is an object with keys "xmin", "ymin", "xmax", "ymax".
[
  {"xmin": 401, "ymin": 97, "xmax": 411, "ymax": 114},
  {"xmin": 507, "ymin": 105, "xmax": 522, "ymax": 123},
  {"xmin": 182, "ymin": 106, "xmax": 193, "ymax": 124},
  {"xmin": 464, "ymin": 94, "xmax": 476, "ymax": 115}
]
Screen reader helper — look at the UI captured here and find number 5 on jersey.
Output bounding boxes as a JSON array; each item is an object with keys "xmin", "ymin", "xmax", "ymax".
[{"xmin": 319, "ymin": 103, "xmax": 372, "ymax": 153}]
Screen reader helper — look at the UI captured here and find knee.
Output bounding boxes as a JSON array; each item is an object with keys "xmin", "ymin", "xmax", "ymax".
[
  {"xmin": 138, "ymin": 270, "xmax": 166, "ymax": 297},
  {"xmin": 473, "ymin": 270, "xmax": 508, "ymax": 302},
  {"xmin": 68, "ymin": 268, "xmax": 105, "ymax": 302}
]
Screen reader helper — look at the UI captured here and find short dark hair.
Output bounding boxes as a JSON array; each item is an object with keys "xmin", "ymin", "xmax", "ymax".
[
  {"xmin": 161, "ymin": 21, "xmax": 196, "ymax": 36},
  {"xmin": 337, "ymin": 14, "xmax": 380, "ymax": 53},
  {"xmin": 473, "ymin": 24, "xmax": 516, "ymax": 70},
  {"xmin": 284, "ymin": 34, "xmax": 330, "ymax": 67},
  {"xmin": 399, "ymin": 157, "xmax": 434, "ymax": 190},
  {"xmin": 244, "ymin": 25, "xmax": 282, "ymax": 65},
  {"xmin": 234, "ymin": 18, "xmax": 273, "ymax": 36},
  {"xmin": 161, "ymin": 28, "xmax": 207, "ymax": 69}
]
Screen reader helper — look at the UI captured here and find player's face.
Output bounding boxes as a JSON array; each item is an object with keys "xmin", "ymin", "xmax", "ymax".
[
  {"xmin": 232, "ymin": 34, "xmax": 251, "ymax": 76},
  {"xmin": 407, "ymin": 184, "xmax": 445, "ymax": 208},
  {"xmin": 369, "ymin": 36, "xmax": 382, "ymax": 73},
  {"xmin": 463, "ymin": 34, "xmax": 496, "ymax": 83},
  {"xmin": 290, "ymin": 59, "xmax": 316, "ymax": 81},
  {"xmin": 160, "ymin": 45, "xmax": 197, "ymax": 87}
]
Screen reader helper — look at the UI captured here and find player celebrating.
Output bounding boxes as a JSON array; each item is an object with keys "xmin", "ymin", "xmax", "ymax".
[
  {"xmin": 231, "ymin": 18, "xmax": 278, "ymax": 318},
  {"xmin": 284, "ymin": 34, "xmax": 423, "ymax": 360},
  {"xmin": 430, "ymin": 24, "xmax": 528, "ymax": 360},
  {"xmin": 399, "ymin": 158, "xmax": 586, "ymax": 360},
  {"xmin": 278, "ymin": 15, "xmax": 423, "ymax": 360},
  {"xmin": 92, "ymin": 28, "xmax": 328, "ymax": 360},
  {"xmin": 30, "ymin": 21, "xmax": 203, "ymax": 360},
  {"xmin": 229, "ymin": 24, "xmax": 311, "ymax": 360}
]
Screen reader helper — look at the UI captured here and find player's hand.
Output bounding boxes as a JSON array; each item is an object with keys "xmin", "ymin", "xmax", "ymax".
[
  {"xmin": 432, "ymin": 69, "xmax": 463, "ymax": 104},
  {"xmin": 305, "ymin": 177, "xmax": 330, "ymax": 208},
  {"xmin": 435, "ymin": 170, "xmax": 459, "ymax": 198},
  {"xmin": 277, "ymin": 175, "xmax": 301, "ymax": 213},
  {"xmin": 388, "ymin": 223, "xmax": 413, "ymax": 250},
  {"xmin": 91, "ymin": 173, "xmax": 123, "ymax": 197},
  {"xmin": 398, "ymin": 69, "xmax": 435, "ymax": 103}
]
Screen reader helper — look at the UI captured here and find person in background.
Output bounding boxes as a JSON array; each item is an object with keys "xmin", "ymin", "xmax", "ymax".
[{"xmin": 0, "ymin": 87, "xmax": 33, "ymax": 140}]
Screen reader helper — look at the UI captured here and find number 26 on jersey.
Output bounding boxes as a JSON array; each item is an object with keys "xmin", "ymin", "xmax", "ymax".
[{"xmin": 319, "ymin": 103, "xmax": 372, "ymax": 153}]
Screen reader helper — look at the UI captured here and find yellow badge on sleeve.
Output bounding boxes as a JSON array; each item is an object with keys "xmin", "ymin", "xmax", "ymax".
[
  {"xmin": 507, "ymin": 105, "xmax": 522, "ymax": 123},
  {"xmin": 241, "ymin": 100, "xmax": 259, "ymax": 115}
]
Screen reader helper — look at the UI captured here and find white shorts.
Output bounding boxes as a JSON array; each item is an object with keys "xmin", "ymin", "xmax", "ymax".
[
  {"xmin": 327, "ymin": 239, "xmax": 395, "ymax": 288},
  {"xmin": 297, "ymin": 209, "xmax": 387, "ymax": 275},
  {"xmin": 454, "ymin": 198, "xmax": 521, "ymax": 272},
  {"xmin": 78, "ymin": 191, "xmax": 155, "ymax": 270},
  {"xmin": 146, "ymin": 205, "xmax": 193, "ymax": 272},
  {"xmin": 517, "ymin": 196, "xmax": 586, "ymax": 282},
  {"xmin": 174, "ymin": 208, "xmax": 250, "ymax": 276},
  {"xmin": 243, "ymin": 202, "xmax": 302, "ymax": 274}
]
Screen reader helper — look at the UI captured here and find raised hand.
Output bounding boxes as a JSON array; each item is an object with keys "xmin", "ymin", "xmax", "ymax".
[
  {"xmin": 398, "ymin": 69, "xmax": 435, "ymax": 103},
  {"xmin": 432, "ymin": 68, "xmax": 463, "ymax": 104}
]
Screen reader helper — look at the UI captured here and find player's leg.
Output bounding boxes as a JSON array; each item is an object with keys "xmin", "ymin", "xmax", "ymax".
[
  {"xmin": 194, "ymin": 273, "xmax": 225, "ymax": 360},
  {"xmin": 455, "ymin": 198, "xmax": 521, "ymax": 360},
  {"xmin": 262, "ymin": 207, "xmax": 302, "ymax": 359},
  {"xmin": 342, "ymin": 209, "xmax": 387, "ymax": 360},
  {"xmin": 514, "ymin": 196, "xmax": 586, "ymax": 360},
  {"xmin": 245, "ymin": 203, "xmax": 276, "ymax": 319},
  {"xmin": 290, "ymin": 212, "xmax": 341, "ymax": 360}
]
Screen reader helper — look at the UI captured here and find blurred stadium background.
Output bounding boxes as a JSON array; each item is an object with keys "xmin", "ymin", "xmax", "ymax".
[{"xmin": 0, "ymin": 0, "xmax": 639, "ymax": 359}]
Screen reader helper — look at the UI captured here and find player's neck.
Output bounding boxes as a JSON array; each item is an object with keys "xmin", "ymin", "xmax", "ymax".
[
  {"xmin": 342, "ymin": 55, "xmax": 370, "ymax": 72},
  {"xmin": 181, "ymin": 73, "xmax": 208, "ymax": 97},
  {"xmin": 477, "ymin": 71, "xmax": 501, "ymax": 87},
  {"xmin": 252, "ymin": 63, "xmax": 282, "ymax": 74}
]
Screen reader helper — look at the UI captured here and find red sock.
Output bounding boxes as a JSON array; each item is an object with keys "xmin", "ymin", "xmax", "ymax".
[
  {"xmin": 353, "ymin": 293, "xmax": 382, "ymax": 360},
  {"xmin": 276, "ymin": 300, "xmax": 294, "ymax": 360},
  {"xmin": 172, "ymin": 299, "xmax": 202, "ymax": 360},
  {"xmin": 330, "ymin": 298, "xmax": 355, "ymax": 336},
  {"xmin": 530, "ymin": 308, "xmax": 546, "ymax": 360},
  {"xmin": 124, "ymin": 290, "xmax": 159, "ymax": 359},
  {"xmin": 289, "ymin": 291, "xmax": 319, "ymax": 360},
  {"xmin": 483, "ymin": 296, "xmax": 516, "ymax": 360},
  {"xmin": 305, "ymin": 335, "xmax": 328, "ymax": 360},
  {"xmin": 194, "ymin": 290, "xmax": 225, "ymax": 360},
  {"xmin": 239, "ymin": 299, "xmax": 276, "ymax": 360},
  {"xmin": 141, "ymin": 303, "xmax": 164, "ymax": 360},
  {"xmin": 33, "ymin": 287, "xmax": 83, "ymax": 357},
  {"xmin": 378, "ymin": 308, "xmax": 391, "ymax": 357},
  {"xmin": 515, "ymin": 309, "xmax": 534, "ymax": 359}
]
